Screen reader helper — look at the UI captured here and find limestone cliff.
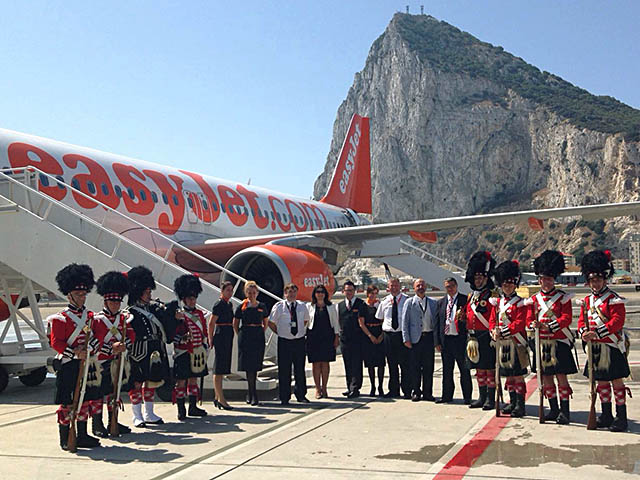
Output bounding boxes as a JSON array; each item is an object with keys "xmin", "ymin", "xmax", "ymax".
[{"xmin": 314, "ymin": 13, "xmax": 640, "ymax": 269}]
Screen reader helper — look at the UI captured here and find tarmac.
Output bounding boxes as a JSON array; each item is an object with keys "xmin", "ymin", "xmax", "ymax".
[{"xmin": 1, "ymin": 346, "xmax": 640, "ymax": 479}]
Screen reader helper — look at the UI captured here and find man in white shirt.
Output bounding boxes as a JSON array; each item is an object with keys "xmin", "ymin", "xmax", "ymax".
[
  {"xmin": 269, "ymin": 283, "xmax": 310, "ymax": 405},
  {"xmin": 376, "ymin": 277, "xmax": 410, "ymax": 398}
]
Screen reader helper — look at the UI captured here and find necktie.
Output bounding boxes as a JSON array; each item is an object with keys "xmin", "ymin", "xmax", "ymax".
[
  {"xmin": 445, "ymin": 297, "xmax": 453, "ymax": 335},
  {"xmin": 392, "ymin": 296, "xmax": 398, "ymax": 330},
  {"xmin": 289, "ymin": 302, "xmax": 298, "ymax": 336},
  {"xmin": 346, "ymin": 299, "xmax": 351, "ymax": 311}
]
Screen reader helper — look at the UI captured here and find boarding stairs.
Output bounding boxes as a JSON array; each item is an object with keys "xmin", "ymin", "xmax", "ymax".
[
  {"xmin": 358, "ymin": 237, "xmax": 469, "ymax": 294},
  {"xmin": 0, "ymin": 167, "xmax": 282, "ymax": 395}
]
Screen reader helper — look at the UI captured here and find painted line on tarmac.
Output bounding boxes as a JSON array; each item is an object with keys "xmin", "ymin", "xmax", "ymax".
[
  {"xmin": 0, "ymin": 410, "xmax": 54, "ymax": 428},
  {"xmin": 0, "ymin": 404, "xmax": 49, "ymax": 417},
  {"xmin": 430, "ymin": 375, "xmax": 539, "ymax": 480}
]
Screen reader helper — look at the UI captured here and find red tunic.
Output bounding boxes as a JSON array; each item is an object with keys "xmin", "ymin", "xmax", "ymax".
[
  {"xmin": 577, "ymin": 288, "xmax": 625, "ymax": 346},
  {"xmin": 489, "ymin": 295, "xmax": 527, "ymax": 345},
  {"xmin": 93, "ymin": 310, "xmax": 136, "ymax": 361},
  {"xmin": 525, "ymin": 289, "xmax": 573, "ymax": 341},
  {"xmin": 174, "ymin": 308, "xmax": 208, "ymax": 354},
  {"xmin": 465, "ymin": 288, "xmax": 495, "ymax": 332},
  {"xmin": 48, "ymin": 306, "xmax": 98, "ymax": 362}
]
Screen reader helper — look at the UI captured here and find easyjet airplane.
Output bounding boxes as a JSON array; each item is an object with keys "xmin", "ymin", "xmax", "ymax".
[{"xmin": 1, "ymin": 114, "xmax": 639, "ymax": 303}]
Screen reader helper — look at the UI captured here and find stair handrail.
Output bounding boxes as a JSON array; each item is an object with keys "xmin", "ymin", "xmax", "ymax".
[
  {"xmin": 399, "ymin": 239, "xmax": 464, "ymax": 272},
  {"xmin": 0, "ymin": 166, "xmax": 283, "ymax": 304}
]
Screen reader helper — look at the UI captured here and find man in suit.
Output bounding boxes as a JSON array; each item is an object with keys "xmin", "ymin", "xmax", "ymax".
[
  {"xmin": 338, "ymin": 281, "xmax": 367, "ymax": 398},
  {"xmin": 434, "ymin": 277, "xmax": 472, "ymax": 404},
  {"xmin": 401, "ymin": 278, "xmax": 438, "ymax": 402}
]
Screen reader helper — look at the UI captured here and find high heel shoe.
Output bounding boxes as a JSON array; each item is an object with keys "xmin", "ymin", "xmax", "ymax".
[{"xmin": 214, "ymin": 399, "xmax": 234, "ymax": 411}]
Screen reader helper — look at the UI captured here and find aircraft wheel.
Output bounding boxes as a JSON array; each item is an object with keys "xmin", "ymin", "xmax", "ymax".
[{"xmin": 18, "ymin": 366, "xmax": 47, "ymax": 387}]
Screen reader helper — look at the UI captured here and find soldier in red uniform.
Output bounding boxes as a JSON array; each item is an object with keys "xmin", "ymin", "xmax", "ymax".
[
  {"xmin": 578, "ymin": 250, "xmax": 631, "ymax": 432},
  {"xmin": 173, "ymin": 274, "xmax": 208, "ymax": 420},
  {"xmin": 489, "ymin": 260, "xmax": 529, "ymax": 417},
  {"xmin": 91, "ymin": 271, "xmax": 135, "ymax": 437},
  {"xmin": 526, "ymin": 250, "xmax": 577, "ymax": 425},
  {"xmin": 464, "ymin": 251, "xmax": 497, "ymax": 410},
  {"xmin": 48, "ymin": 264, "xmax": 101, "ymax": 450}
]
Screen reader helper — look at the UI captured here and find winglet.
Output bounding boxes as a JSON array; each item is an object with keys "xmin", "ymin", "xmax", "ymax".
[{"xmin": 320, "ymin": 114, "xmax": 371, "ymax": 214}]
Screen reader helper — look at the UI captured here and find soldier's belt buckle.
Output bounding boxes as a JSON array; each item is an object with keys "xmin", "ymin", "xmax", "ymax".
[
  {"xmin": 82, "ymin": 325, "xmax": 91, "ymax": 333},
  {"xmin": 110, "ymin": 326, "xmax": 119, "ymax": 335}
]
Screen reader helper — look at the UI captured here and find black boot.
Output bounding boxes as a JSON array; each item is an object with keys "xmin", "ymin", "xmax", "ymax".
[
  {"xmin": 556, "ymin": 399, "xmax": 570, "ymax": 425},
  {"xmin": 469, "ymin": 386, "xmax": 487, "ymax": 409},
  {"xmin": 188, "ymin": 396, "xmax": 207, "ymax": 417},
  {"xmin": 502, "ymin": 391, "xmax": 516, "ymax": 415},
  {"xmin": 76, "ymin": 421, "xmax": 100, "ymax": 448},
  {"xmin": 609, "ymin": 404, "xmax": 628, "ymax": 432},
  {"xmin": 59, "ymin": 424, "xmax": 70, "ymax": 451},
  {"xmin": 108, "ymin": 411, "xmax": 131, "ymax": 435},
  {"xmin": 177, "ymin": 398, "xmax": 187, "ymax": 421},
  {"xmin": 596, "ymin": 402, "xmax": 614, "ymax": 429},
  {"xmin": 91, "ymin": 414, "xmax": 108, "ymax": 438},
  {"xmin": 544, "ymin": 398, "xmax": 559, "ymax": 421},
  {"xmin": 510, "ymin": 393, "xmax": 525, "ymax": 418},
  {"xmin": 483, "ymin": 388, "xmax": 496, "ymax": 410}
]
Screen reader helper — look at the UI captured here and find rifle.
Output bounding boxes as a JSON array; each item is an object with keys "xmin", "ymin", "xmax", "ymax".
[
  {"xmin": 109, "ymin": 314, "xmax": 127, "ymax": 436},
  {"xmin": 495, "ymin": 334, "xmax": 502, "ymax": 417},
  {"xmin": 68, "ymin": 318, "xmax": 92, "ymax": 453},
  {"xmin": 587, "ymin": 341, "xmax": 597, "ymax": 430},
  {"xmin": 535, "ymin": 325, "xmax": 544, "ymax": 424}
]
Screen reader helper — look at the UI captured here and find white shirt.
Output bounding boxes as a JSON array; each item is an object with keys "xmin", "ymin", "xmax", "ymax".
[
  {"xmin": 269, "ymin": 300, "xmax": 309, "ymax": 340},
  {"xmin": 418, "ymin": 296, "xmax": 433, "ymax": 333},
  {"xmin": 376, "ymin": 293, "xmax": 408, "ymax": 332},
  {"xmin": 445, "ymin": 293, "xmax": 459, "ymax": 336}
]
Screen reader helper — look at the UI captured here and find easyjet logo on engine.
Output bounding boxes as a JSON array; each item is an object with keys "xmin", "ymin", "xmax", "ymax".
[
  {"xmin": 338, "ymin": 122, "xmax": 360, "ymax": 194},
  {"xmin": 303, "ymin": 274, "xmax": 330, "ymax": 288}
]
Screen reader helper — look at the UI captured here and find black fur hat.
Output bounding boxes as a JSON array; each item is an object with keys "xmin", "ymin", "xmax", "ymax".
[
  {"xmin": 174, "ymin": 274, "xmax": 203, "ymax": 300},
  {"xmin": 581, "ymin": 250, "xmax": 614, "ymax": 280},
  {"xmin": 533, "ymin": 250, "xmax": 565, "ymax": 278},
  {"xmin": 55, "ymin": 263, "xmax": 95, "ymax": 296},
  {"xmin": 465, "ymin": 251, "xmax": 495, "ymax": 290},
  {"xmin": 127, "ymin": 266, "xmax": 156, "ymax": 305},
  {"xmin": 495, "ymin": 260, "xmax": 521, "ymax": 287},
  {"xmin": 96, "ymin": 271, "xmax": 129, "ymax": 302}
]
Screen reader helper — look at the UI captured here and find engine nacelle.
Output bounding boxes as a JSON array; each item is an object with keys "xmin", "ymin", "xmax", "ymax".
[{"xmin": 221, "ymin": 245, "xmax": 335, "ymax": 302}]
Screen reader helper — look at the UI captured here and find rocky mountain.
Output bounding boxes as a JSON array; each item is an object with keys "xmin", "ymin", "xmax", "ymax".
[{"xmin": 314, "ymin": 13, "xmax": 640, "ymax": 271}]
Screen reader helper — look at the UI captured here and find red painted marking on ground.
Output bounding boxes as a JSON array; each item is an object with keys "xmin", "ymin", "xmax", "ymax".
[{"xmin": 432, "ymin": 376, "xmax": 539, "ymax": 480}]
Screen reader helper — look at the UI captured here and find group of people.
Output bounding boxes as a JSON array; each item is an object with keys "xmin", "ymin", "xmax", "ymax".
[{"xmin": 48, "ymin": 246, "xmax": 632, "ymax": 451}]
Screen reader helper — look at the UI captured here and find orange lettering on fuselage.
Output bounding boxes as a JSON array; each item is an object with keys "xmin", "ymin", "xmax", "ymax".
[
  {"xmin": 268, "ymin": 196, "xmax": 291, "ymax": 232},
  {"xmin": 218, "ymin": 185, "xmax": 247, "ymax": 227},
  {"xmin": 144, "ymin": 169, "xmax": 185, "ymax": 235},
  {"xmin": 112, "ymin": 163, "xmax": 154, "ymax": 216},
  {"xmin": 236, "ymin": 185, "xmax": 267, "ymax": 230},
  {"xmin": 301, "ymin": 202, "xmax": 328, "ymax": 230},
  {"xmin": 285, "ymin": 199, "xmax": 308, "ymax": 232},
  {"xmin": 7, "ymin": 142, "xmax": 66, "ymax": 201},
  {"xmin": 179, "ymin": 170, "xmax": 221, "ymax": 224},
  {"xmin": 63, "ymin": 153, "xmax": 119, "ymax": 209}
]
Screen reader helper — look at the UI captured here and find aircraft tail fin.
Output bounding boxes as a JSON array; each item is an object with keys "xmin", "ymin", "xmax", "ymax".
[{"xmin": 320, "ymin": 114, "xmax": 371, "ymax": 214}]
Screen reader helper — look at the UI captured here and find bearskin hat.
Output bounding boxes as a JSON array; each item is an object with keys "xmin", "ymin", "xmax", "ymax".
[
  {"xmin": 581, "ymin": 250, "xmax": 614, "ymax": 280},
  {"xmin": 127, "ymin": 266, "xmax": 156, "ymax": 305},
  {"xmin": 96, "ymin": 271, "xmax": 129, "ymax": 302},
  {"xmin": 465, "ymin": 251, "xmax": 495, "ymax": 290},
  {"xmin": 533, "ymin": 250, "xmax": 565, "ymax": 278},
  {"xmin": 55, "ymin": 263, "xmax": 94, "ymax": 296},
  {"xmin": 174, "ymin": 274, "xmax": 202, "ymax": 300},
  {"xmin": 495, "ymin": 260, "xmax": 521, "ymax": 287}
]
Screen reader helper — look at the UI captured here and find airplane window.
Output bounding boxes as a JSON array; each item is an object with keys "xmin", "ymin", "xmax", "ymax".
[
  {"xmin": 114, "ymin": 185, "xmax": 122, "ymax": 198},
  {"xmin": 221, "ymin": 204, "xmax": 226, "ymax": 213},
  {"xmin": 162, "ymin": 193, "xmax": 168, "ymax": 205},
  {"xmin": 212, "ymin": 201, "xmax": 218, "ymax": 211},
  {"xmin": 55, "ymin": 176, "xmax": 65, "ymax": 189},
  {"xmin": 276, "ymin": 212, "xmax": 281, "ymax": 221},
  {"xmin": 87, "ymin": 181, "xmax": 96, "ymax": 194},
  {"xmin": 39, "ymin": 174, "xmax": 49, "ymax": 186},
  {"xmin": 127, "ymin": 187, "xmax": 135, "ymax": 199},
  {"xmin": 101, "ymin": 183, "xmax": 109, "ymax": 195},
  {"xmin": 71, "ymin": 178, "xmax": 80, "ymax": 190},
  {"xmin": 140, "ymin": 190, "xmax": 147, "ymax": 201},
  {"xmin": 187, "ymin": 197, "xmax": 194, "ymax": 208},
  {"xmin": 202, "ymin": 200, "xmax": 208, "ymax": 210},
  {"xmin": 251, "ymin": 208, "xmax": 255, "ymax": 217},
  {"xmin": 151, "ymin": 191, "xmax": 158, "ymax": 203},
  {"xmin": 316, "ymin": 220, "xmax": 321, "ymax": 228},
  {"xmin": 282, "ymin": 214, "xmax": 288, "ymax": 222},
  {"xmin": 270, "ymin": 212, "xmax": 275, "ymax": 220},
  {"xmin": 172, "ymin": 195, "xmax": 178, "ymax": 206}
]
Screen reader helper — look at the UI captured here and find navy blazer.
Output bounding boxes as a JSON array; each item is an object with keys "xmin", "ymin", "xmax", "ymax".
[{"xmin": 434, "ymin": 293, "xmax": 468, "ymax": 348}]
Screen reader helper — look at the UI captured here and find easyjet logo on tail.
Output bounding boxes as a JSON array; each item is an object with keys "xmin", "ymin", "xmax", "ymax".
[{"xmin": 339, "ymin": 122, "xmax": 361, "ymax": 194}]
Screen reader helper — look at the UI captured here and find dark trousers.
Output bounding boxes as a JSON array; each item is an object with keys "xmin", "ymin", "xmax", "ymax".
[
  {"xmin": 278, "ymin": 337, "xmax": 307, "ymax": 401},
  {"xmin": 410, "ymin": 331, "xmax": 435, "ymax": 397},
  {"xmin": 384, "ymin": 331, "xmax": 411, "ymax": 396},
  {"xmin": 441, "ymin": 334, "xmax": 473, "ymax": 401},
  {"xmin": 341, "ymin": 340, "xmax": 363, "ymax": 393}
]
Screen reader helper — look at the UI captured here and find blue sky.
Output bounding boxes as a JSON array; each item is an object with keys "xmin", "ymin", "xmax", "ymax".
[{"xmin": 1, "ymin": 1, "xmax": 638, "ymax": 198}]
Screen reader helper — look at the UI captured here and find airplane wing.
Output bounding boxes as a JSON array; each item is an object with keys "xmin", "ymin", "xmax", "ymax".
[{"xmin": 203, "ymin": 200, "xmax": 640, "ymax": 248}]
